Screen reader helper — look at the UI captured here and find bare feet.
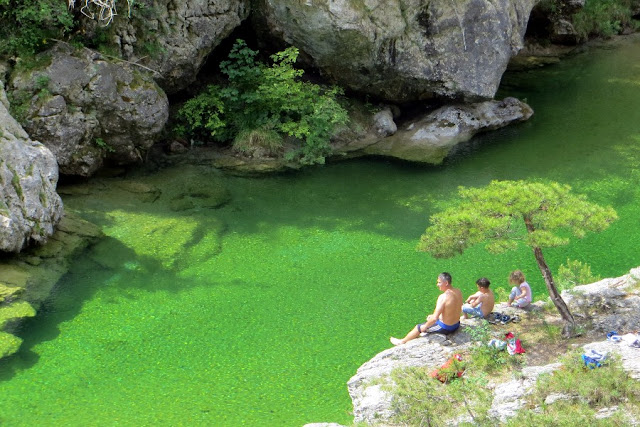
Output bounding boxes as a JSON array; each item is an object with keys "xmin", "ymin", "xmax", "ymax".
[{"xmin": 390, "ymin": 337, "xmax": 404, "ymax": 346}]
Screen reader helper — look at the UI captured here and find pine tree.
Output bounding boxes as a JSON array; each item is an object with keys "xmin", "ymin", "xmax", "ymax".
[{"xmin": 418, "ymin": 180, "xmax": 617, "ymax": 336}]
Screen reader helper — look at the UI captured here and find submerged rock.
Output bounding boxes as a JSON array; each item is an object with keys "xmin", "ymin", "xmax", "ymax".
[
  {"xmin": 0, "ymin": 211, "xmax": 102, "ymax": 359},
  {"xmin": 0, "ymin": 81, "xmax": 64, "ymax": 252}
]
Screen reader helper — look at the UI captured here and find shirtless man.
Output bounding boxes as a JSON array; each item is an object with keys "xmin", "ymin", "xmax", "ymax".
[
  {"xmin": 390, "ymin": 272, "xmax": 463, "ymax": 346},
  {"xmin": 461, "ymin": 277, "xmax": 495, "ymax": 319}
]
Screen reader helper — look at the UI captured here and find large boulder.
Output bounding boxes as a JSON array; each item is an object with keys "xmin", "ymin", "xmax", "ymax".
[
  {"xmin": 9, "ymin": 43, "xmax": 169, "ymax": 177},
  {"xmin": 0, "ymin": 81, "xmax": 64, "ymax": 252},
  {"xmin": 336, "ymin": 97, "xmax": 533, "ymax": 164},
  {"xmin": 562, "ymin": 266, "xmax": 640, "ymax": 333},
  {"xmin": 80, "ymin": 0, "xmax": 250, "ymax": 94},
  {"xmin": 253, "ymin": 0, "xmax": 537, "ymax": 102}
]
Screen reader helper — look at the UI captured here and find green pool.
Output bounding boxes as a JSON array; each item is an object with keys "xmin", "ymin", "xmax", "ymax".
[{"xmin": 1, "ymin": 35, "xmax": 640, "ymax": 426}]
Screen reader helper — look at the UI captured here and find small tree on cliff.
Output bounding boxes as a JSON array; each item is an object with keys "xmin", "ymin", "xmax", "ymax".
[{"xmin": 418, "ymin": 180, "xmax": 617, "ymax": 336}]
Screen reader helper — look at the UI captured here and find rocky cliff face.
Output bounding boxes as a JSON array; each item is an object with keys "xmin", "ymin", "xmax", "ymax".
[
  {"xmin": 253, "ymin": 0, "xmax": 537, "ymax": 102},
  {"xmin": 0, "ymin": 82, "xmax": 63, "ymax": 252},
  {"xmin": 9, "ymin": 43, "xmax": 169, "ymax": 176},
  {"xmin": 83, "ymin": 0, "xmax": 250, "ymax": 94}
]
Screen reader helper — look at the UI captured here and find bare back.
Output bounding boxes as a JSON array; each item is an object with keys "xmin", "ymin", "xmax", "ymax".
[
  {"xmin": 478, "ymin": 290, "xmax": 495, "ymax": 317},
  {"xmin": 435, "ymin": 287, "xmax": 463, "ymax": 326}
]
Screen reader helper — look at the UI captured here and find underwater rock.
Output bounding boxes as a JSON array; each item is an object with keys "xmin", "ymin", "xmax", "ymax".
[
  {"xmin": 115, "ymin": 181, "xmax": 162, "ymax": 203},
  {"xmin": 0, "ymin": 211, "xmax": 102, "ymax": 359}
]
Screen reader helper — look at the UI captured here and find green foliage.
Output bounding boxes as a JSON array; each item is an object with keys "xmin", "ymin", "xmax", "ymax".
[
  {"xmin": 572, "ymin": 0, "xmax": 637, "ymax": 40},
  {"xmin": 507, "ymin": 350, "xmax": 640, "ymax": 425},
  {"xmin": 467, "ymin": 321, "xmax": 523, "ymax": 373},
  {"xmin": 7, "ymin": 88, "xmax": 33, "ymax": 125},
  {"xmin": 556, "ymin": 259, "xmax": 601, "ymax": 292},
  {"xmin": 232, "ymin": 127, "xmax": 283, "ymax": 157},
  {"xmin": 387, "ymin": 357, "xmax": 493, "ymax": 426},
  {"xmin": 95, "ymin": 138, "xmax": 115, "ymax": 153},
  {"xmin": 177, "ymin": 40, "xmax": 349, "ymax": 165},
  {"xmin": 176, "ymin": 85, "xmax": 226, "ymax": 140},
  {"xmin": 9, "ymin": 167, "xmax": 23, "ymax": 198},
  {"xmin": 418, "ymin": 180, "xmax": 618, "ymax": 258},
  {"xmin": 34, "ymin": 74, "xmax": 52, "ymax": 99},
  {"xmin": 0, "ymin": 0, "xmax": 74, "ymax": 56},
  {"xmin": 540, "ymin": 319, "xmax": 563, "ymax": 342},
  {"xmin": 493, "ymin": 286, "xmax": 510, "ymax": 303}
]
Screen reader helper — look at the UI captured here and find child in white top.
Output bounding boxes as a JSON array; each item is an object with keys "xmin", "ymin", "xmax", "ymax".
[{"xmin": 507, "ymin": 270, "xmax": 532, "ymax": 308}]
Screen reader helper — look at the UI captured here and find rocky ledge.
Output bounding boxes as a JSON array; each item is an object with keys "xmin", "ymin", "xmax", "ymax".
[
  {"xmin": 0, "ymin": 212, "xmax": 102, "ymax": 358},
  {"xmin": 307, "ymin": 266, "xmax": 640, "ymax": 426}
]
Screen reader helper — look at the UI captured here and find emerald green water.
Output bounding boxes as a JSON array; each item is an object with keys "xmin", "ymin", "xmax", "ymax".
[{"xmin": 2, "ymin": 35, "xmax": 640, "ymax": 426}]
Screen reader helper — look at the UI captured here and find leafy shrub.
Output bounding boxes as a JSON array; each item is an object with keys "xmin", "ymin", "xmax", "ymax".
[
  {"xmin": 467, "ymin": 321, "xmax": 523, "ymax": 373},
  {"xmin": 387, "ymin": 365, "xmax": 491, "ymax": 426},
  {"xmin": 556, "ymin": 259, "xmax": 600, "ymax": 291},
  {"xmin": 177, "ymin": 40, "xmax": 349, "ymax": 165},
  {"xmin": 572, "ymin": 0, "xmax": 637, "ymax": 40},
  {"xmin": 0, "ymin": 0, "xmax": 74, "ymax": 56},
  {"xmin": 233, "ymin": 128, "xmax": 283, "ymax": 158}
]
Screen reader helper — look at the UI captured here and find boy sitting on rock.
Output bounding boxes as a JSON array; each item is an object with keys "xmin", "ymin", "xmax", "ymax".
[{"xmin": 461, "ymin": 277, "xmax": 495, "ymax": 319}]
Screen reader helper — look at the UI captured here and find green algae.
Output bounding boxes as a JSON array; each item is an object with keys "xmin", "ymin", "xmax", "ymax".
[
  {"xmin": 0, "ymin": 283, "xmax": 23, "ymax": 303},
  {"xmin": 0, "ymin": 331, "xmax": 23, "ymax": 358},
  {"xmin": 0, "ymin": 299, "xmax": 35, "ymax": 358},
  {"xmin": 0, "ymin": 301, "xmax": 35, "ymax": 329}
]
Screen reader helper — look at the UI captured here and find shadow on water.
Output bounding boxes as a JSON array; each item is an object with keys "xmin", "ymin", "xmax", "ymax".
[{"xmin": 0, "ymin": 236, "xmax": 187, "ymax": 381}]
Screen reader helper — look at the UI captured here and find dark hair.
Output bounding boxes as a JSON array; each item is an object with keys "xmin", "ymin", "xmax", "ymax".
[
  {"xmin": 439, "ymin": 272, "xmax": 452, "ymax": 285},
  {"xmin": 476, "ymin": 277, "xmax": 490, "ymax": 288}
]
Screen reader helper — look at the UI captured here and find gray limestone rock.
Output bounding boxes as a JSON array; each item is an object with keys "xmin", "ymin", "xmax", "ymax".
[
  {"xmin": 372, "ymin": 108, "xmax": 397, "ymax": 138},
  {"xmin": 488, "ymin": 363, "xmax": 562, "ymax": 422},
  {"xmin": 0, "ymin": 82, "xmax": 64, "ymax": 252},
  {"xmin": 9, "ymin": 43, "xmax": 169, "ymax": 177},
  {"xmin": 340, "ymin": 97, "xmax": 533, "ymax": 164},
  {"xmin": 348, "ymin": 330, "xmax": 471, "ymax": 424},
  {"xmin": 79, "ymin": 0, "xmax": 250, "ymax": 94},
  {"xmin": 562, "ymin": 267, "xmax": 640, "ymax": 333},
  {"xmin": 254, "ymin": 0, "xmax": 537, "ymax": 102}
]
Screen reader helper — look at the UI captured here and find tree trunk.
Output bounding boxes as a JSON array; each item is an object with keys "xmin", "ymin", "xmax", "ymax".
[{"xmin": 524, "ymin": 217, "xmax": 576, "ymax": 337}]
